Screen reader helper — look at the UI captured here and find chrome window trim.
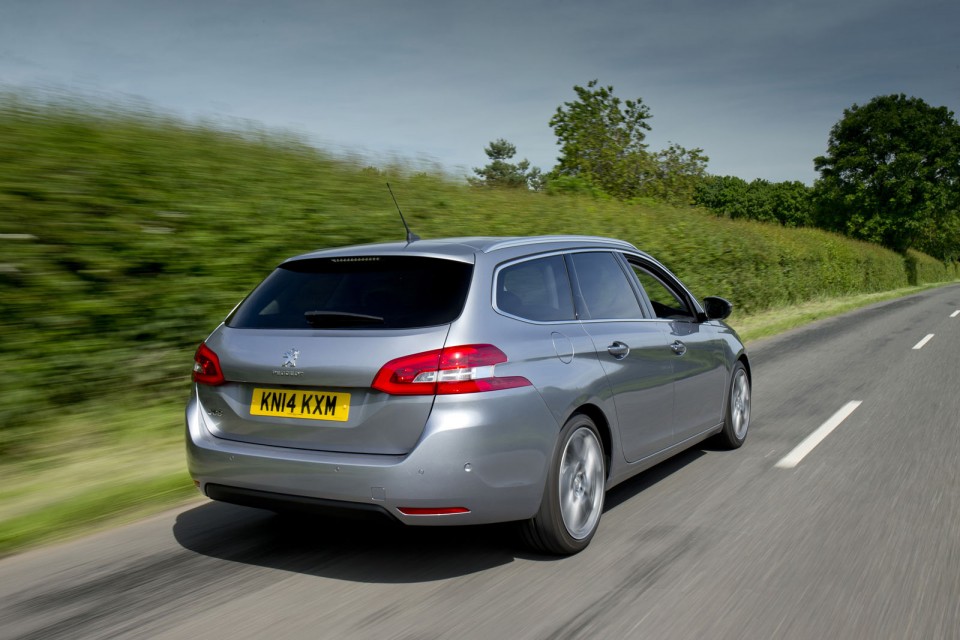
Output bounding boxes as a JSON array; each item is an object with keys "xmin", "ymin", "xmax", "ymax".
[{"xmin": 576, "ymin": 317, "xmax": 662, "ymax": 325}]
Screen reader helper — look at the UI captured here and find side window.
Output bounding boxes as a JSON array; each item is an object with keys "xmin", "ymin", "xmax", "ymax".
[
  {"xmin": 496, "ymin": 255, "xmax": 576, "ymax": 322},
  {"xmin": 632, "ymin": 265, "xmax": 696, "ymax": 320},
  {"xmin": 570, "ymin": 252, "xmax": 643, "ymax": 320}
]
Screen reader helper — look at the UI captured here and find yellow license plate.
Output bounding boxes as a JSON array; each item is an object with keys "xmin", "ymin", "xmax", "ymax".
[{"xmin": 250, "ymin": 388, "xmax": 351, "ymax": 422}]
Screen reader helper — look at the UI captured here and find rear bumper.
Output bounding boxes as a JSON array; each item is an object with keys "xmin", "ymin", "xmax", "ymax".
[{"xmin": 186, "ymin": 387, "xmax": 559, "ymax": 526}]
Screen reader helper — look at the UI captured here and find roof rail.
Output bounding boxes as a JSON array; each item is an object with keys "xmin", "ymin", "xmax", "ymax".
[{"xmin": 482, "ymin": 235, "xmax": 637, "ymax": 254}]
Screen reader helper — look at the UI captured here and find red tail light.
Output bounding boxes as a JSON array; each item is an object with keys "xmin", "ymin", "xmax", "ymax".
[
  {"xmin": 371, "ymin": 344, "xmax": 532, "ymax": 396},
  {"xmin": 192, "ymin": 343, "xmax": 225, "ymax": 386}
]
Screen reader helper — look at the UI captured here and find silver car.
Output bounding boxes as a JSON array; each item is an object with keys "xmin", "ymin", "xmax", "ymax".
[{"xmin": 186, "ymin": 235, "xmax": 750, "ymax": 554}]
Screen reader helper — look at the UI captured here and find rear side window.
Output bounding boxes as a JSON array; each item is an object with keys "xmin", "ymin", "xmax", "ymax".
[
  {"xmin": 496, "ymin": 255, "xmax": 575, "ymax": 322},
  {"xmin": 227, "ymin": 256, "xmax": 473, "ymax": 329}
]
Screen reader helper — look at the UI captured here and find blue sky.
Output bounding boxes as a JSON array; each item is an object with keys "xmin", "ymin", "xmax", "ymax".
[{"xmin": 2, "ymin": 0, "xmax": 958, "ymax": 184}]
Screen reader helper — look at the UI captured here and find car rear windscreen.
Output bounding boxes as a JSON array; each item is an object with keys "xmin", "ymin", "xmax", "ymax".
[{"xmin": 226, "ymin": 256, "xmax": 474, "ymax": 330}]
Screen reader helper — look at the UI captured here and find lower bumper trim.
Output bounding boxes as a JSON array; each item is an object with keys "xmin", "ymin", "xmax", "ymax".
[{"xmin": 205, "ymin": 484, "xmax": 398, "ymax": 522}]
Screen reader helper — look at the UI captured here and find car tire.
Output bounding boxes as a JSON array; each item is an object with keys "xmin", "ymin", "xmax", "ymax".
[
  {"xmin": 717, "ymin": 361, "xmax": 750, "ymax": 449},
  {"xmin": 522, "ymin": 414, "xmax": 605, "ymax": 555}
]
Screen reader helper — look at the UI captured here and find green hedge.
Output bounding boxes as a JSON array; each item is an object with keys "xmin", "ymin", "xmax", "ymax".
[
  {"xmin": 906, "ymin": 249, "xmax": 960, "ymax": 285},
  {"xmin": 0, "ymin": 94, "xmax": 955, "ymax": 453}
]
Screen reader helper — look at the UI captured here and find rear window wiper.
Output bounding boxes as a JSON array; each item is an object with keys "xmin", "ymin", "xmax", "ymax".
[{"xmin": 304, "ymin": 311, "xmax": 385, "ymax": 328}]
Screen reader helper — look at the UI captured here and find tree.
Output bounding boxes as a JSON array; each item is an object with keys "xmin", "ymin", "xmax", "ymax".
[
  {"xmin": 768, "ymin": 181, "xmax": 815, "ymax": 227},
  {"xmin": 640, "ymin": 143, "xmax": 709, "ymax": 206},
  {"xmin": 470, "ymin": 138, "xmax": 544, "ymax": 190},
  {"xmin": 695, "ymin": 175, "xmax": 752, "ymax": 218},
  {"xmin": 813, "ymin": 94, "xmax": 960, "ymax": 256},
  {"xmin": 549, "ymin": 80, "xmax": 654, "ymax": 199},
  {"xmin": 695, "ymin": 176, "xmax": 813, "ymax": 227}
]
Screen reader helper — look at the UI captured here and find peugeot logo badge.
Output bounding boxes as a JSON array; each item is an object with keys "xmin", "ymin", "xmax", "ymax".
[
  {"xmin": 282, "ymin": 348, "xmax": 300, "ymax": 368},
  {"xmin": 272, "ymin": 348, "xmax": 303, "ymax": 377}
]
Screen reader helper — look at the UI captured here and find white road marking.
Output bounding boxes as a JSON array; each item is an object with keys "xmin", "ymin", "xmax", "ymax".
[
  {"xmin": 775, "ymin": 401, "xmax": 863, "ymax": 469},
  {"xmin": 912, "ymin": 334, "xmax": 935, "ymax": 350},
  {"xmin": 951, "ymin": 310, "xmax": 960, "ymax": 318}
]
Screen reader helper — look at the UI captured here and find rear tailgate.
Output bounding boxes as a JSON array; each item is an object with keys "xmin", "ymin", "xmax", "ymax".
[{"xmin": 198, "ymin": 326, "xmax": 449, "ymax": 455}]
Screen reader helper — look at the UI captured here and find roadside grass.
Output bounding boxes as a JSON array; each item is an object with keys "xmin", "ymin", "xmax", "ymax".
[
  {"xmin": 1, "ymin": 281, "xmax": 954, "ymax": 558},
  {"xmin": 732, "ymin": 282, "xmax": 949, "ymax": 343},
  {"xmin": 0, "ymin": 403, "xmax": 197, "ymax": 557}
]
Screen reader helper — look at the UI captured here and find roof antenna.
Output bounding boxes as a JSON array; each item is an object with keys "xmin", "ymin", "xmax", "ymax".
[{"xmin": 386, "ymin": 183, "xmax": 420, "ymax": 244}]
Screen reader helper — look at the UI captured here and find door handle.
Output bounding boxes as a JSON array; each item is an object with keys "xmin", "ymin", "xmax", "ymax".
[
  {"xmin": 607, "ymin": 341, "xmax": 630, "ymax": 359},
  {"xmin": 670, "ymin": 340, "xmax": 687, "ymax": 356}
]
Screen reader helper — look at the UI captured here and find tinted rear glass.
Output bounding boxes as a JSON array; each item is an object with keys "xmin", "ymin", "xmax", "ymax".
[
  {"xmin": 496, "ymin": 255, "xmax": 575, "ymax": 322},
  {"xmin": 227, "ymin": 256, "xmax": 473, "ymax": 329}
]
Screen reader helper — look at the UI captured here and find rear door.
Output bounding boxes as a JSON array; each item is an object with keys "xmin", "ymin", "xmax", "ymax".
[{"xmin": 197, "ymin": 255, "xmax": 472, "ymax": 455}]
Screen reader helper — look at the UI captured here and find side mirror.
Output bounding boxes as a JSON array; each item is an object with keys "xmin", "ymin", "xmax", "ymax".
[{"xmin": 702, "ymin": 296, "xmax": 733, "ymax": 321}]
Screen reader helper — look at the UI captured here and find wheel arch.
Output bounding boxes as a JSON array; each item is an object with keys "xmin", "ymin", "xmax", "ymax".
[
  {"xmin": 568, "ymin": 402, "xmax": 613, "ymax": 479},
  {"xmin": 736, "ymin": 351, "xmax": 751, "ymax": 381}
]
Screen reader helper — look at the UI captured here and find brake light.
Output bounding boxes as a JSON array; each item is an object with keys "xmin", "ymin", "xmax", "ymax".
[
  {"xmin": 192, "ymin": 343, "xmax": 225, "ymax": 386},
  {"xmin": 371, "ymin": 344, "xmax": 531, "ymax": 395}
]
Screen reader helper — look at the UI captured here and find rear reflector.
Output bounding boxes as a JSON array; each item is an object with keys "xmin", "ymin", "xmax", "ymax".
[
  {"xmin": 397, "ymin": 507, "xmax": 471, "ymax": 516},
  {"xmin": 371, "ymin": 344, "xmax": 531, "ymax": 396}
]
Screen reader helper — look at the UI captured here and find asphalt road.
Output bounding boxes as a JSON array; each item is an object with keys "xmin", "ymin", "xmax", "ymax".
[{"xmin": 3, "ymin": 285, "xmax": 959, "ymax": 639}]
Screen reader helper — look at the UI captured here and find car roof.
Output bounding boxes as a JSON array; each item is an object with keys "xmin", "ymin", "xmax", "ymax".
[{"xmin": 285, "ymin": 235, "xmax": 643, "ymax": 265}]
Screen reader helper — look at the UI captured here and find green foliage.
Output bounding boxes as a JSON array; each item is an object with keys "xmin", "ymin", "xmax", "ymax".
[
  {"xmin": 549, "ymin": 80, "xmax": 655, "ymax": 199},
  {"xmin": 904, "ymin": 249, "xmax": 960, "ymax": 286},
  {"xmin": 469, "ymin": 138, "xmax": 544, "ymax": 190},
  {"xmin": 768, "ymin": 181, "xmax": 816, "ymax": 227},
  {"xmin": 695, "ymin": 176, "xmax": 814, "ymax": 226},
  {"xmin": 544, "ymin": 174, "xmax": 608, "ymax": 198},
  {"xmin": 640, "ymin": 143, "xmax": 710, "ymax": 206},
  {"xmin": 814, "ymin": 94, "xmax": 960, "ymax": 257},
  {"xmin": 0, "ymin": 92, "xmax": 953, "ymax": 455},
  {"xmin": 548, "ymin": 81, "xmax": 707, "ymax": 205}
]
